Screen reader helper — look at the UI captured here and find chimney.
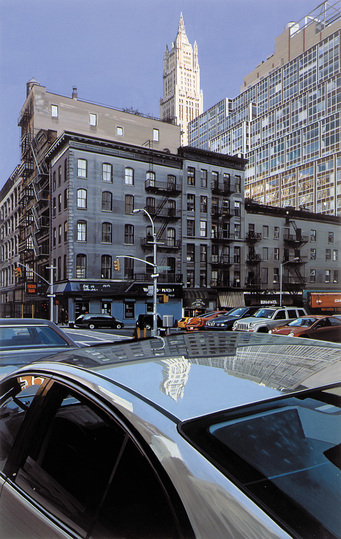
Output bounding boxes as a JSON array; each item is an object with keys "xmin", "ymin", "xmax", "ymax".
[{"xmin": 72, "ymin": 87, "xmax": 78, "ymax": 99}]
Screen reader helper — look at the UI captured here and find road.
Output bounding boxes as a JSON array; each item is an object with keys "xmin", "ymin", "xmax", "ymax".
[{"xmin": 62, "ymin": 326, "xmax": 135, "ymax": 347}]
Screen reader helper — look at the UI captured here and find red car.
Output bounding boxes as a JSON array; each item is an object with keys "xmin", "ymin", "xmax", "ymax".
[
  {"xmin": 185, "ymin": 310, "xmax": 231, "ymax": 331},
  {"xmin": 270, "ymin": 315, "xmax": 341, "ymax": 342}
]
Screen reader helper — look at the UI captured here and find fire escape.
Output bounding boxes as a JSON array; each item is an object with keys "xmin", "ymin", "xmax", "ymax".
[
  {"xmin": 140, "ymin": 175, "xmax": 182, "ymax": 283},
  {"xmin": 210, "ymin": 176, "xmax": 238, "ymax": 288},
  {"xmin": 282, "ymin": 219, "xmax": 308, "ymax": 295},
  {"xmin": 17, "ymin": 99, "xmax": 56, "ymax": 306}
]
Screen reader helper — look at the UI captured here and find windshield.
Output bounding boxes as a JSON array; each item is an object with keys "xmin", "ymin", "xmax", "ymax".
[
  {"xmin": 180, "ymin": 386, "xmax": 341, "ymax": 538},
  {"xmin": 288, "ymin": 317, "xmax": 315, "ymax": 328},
  {"xmin": 0, "ymin": 326, "xmax": 70, "ymax": 350},
  {"xmin": 227, "ymin": 308, "xmax": 247, "ymax": 317},
  {"xmin": 254, "ymin": 309, "xmax": 275, "ymax": 319}
]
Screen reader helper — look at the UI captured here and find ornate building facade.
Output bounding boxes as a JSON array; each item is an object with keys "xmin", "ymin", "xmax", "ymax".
[{"xmin": 160, "ymin": 14, "xmax": 203, "ymax": 146}]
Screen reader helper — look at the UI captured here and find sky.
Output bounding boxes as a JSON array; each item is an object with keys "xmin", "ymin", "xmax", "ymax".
[{"xmin": 0, "ymin": 0, "xmax": 319, "ymax": 190}]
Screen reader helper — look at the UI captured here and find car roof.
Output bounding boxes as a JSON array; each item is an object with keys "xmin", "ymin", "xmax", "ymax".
[
  {"xmin": 0, "ymin": 318, "xmax": 55, "ymax": 325},
  {"xmin": 10, "ymin": 332, "xmax": 341, "ymax": 423}
]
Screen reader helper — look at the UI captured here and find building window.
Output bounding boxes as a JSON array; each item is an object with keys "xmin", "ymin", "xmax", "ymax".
[
  {"xmin": 187, "ymin": 194, "xmax": 195, "ymax": 212},
  {"xmin": 234, "ymin": 223, "xmax": 241, "ymax": 239},
  {"xmin": 274, "ymin": 226, "xmax": 280, "ymax": 239},
  {"xmin": 310, "ymin": 248, "xmax": 316, "ymax": 260},
  {"xmin": 263, "ymin": 225, "xmax": 269, "ymax": 239},
  {"xmin": 235, "ymin": 175, "xmax": 241, "ymax": 193},
  {"xmin": 64, "ymin": 188, "xmax": 68, "ymax": 209},
  {"xmin": 58, "ymin": 193, "xmax": 62, "ymax": 213},
  {"xmin": 77, "ymin": 221, "xmax": 87, "ymax": 242},
  {"xmin": 167, "ymin": 227, "xmax": 175, "ymax": 247},
  {"xmin": 77, "ymin": 159, "xmax": 87, "ymax": 178},
  {"xmin": 200, "ymin": 244, "xmax": 207, "ymax": 263},
  {"xmin": 102, "ymin": 222, "xmax": 112, "ymax": 243},
  {"xmin": 310, "ymin": 229, "xmax": 316, "ymax": 242},
  {"xmin": 125, "ymin": 224, "xmax": 134, "ymax": 244},
  {"xmin": 187, "ymin": 167, "xmax": 195, "ymax": 186},
  {"xmin": 101, "ymin": 255, "xmax": 112, "ymax": 279},
  {"xmin": 263, "ymin": 247, "xmax": 268, "ymax": 261},
  {"xmin": 58, "ymin": 225, "xmax": 62, "ymax": 244},
  {"xmin": 274, "ymin": 247, "xmax": 280, "ymax": 261},
  {"xmin": 125, "ymin": 167, "xmax": 134, "ymax": 185},
  {"xmin": 200, "ymin": 220, "xmax": 207, "ymax": 237},
  {"xmin": 125, "ymin": 195, "xmax": 134, "ymax": 214},
  {"xmin": 146, "ymin": 197, "xmax": 155, "ymax": 214},
  {"xmin": 273, "ymin": 268, "xmax": 279, "ymax": 283},
  {"xmin": 187, "ymin": 244, "xmax": 195, "ymax": 262},
  {"xmin": 326, "ymin": 249, "xmax": 331, "ymax": 260},
  {"xmin": 102, "ymin": 191, "xmax": 112, "ymax": 212},
  {"xmin": 261, "ymin": 267, "xmax": 268, "ymax": 285},
  {"xmin": 64, "ymin": 159, "xmax": 68, "ymax": 182},
  {"xmin": 187, "ymin": 219, "xmax": 195, "ymax": 236},
  {"xmin": 116, "ymin": 126, "xmax": 123, "ymax": 136},
  {"xmin": 234, "ymin": 201, "xmax": 241, "ymax": 216},
  {"xmin": 234, "ymin": 246, "xmax": 241, "ymax": 264},
  {"xmin": 52, "ymin": 171, "xmax": 56, "ymax": 191},
  {"xmin": 153, "ymin": 128, "xmax": 159, "ymax": 142},
  {"xmin": 77, "ymin": 189, "xmax": 87, "ymax": 209},
  {"xmin": 325, "ymin": 269, "xmax": 331, "ymax": 283},
  {"xmin": 333, "ymin": 270, "xmax": 339, "ymax": 283},
  {"xmin": 51, "ymin": 105, "xmax": 58, "ymax": 118},
  {"xmin": 167, "ymin": 174, "xmax": 176, "ymax": 188},
  {"xmin": 333, "ymin": 250, "xmax": 338, "ymax": 261},
  {"xmin": 201, "ymin": 169, "xmax": 207, "ymax": 188},
  {"xmin": 102, "ymin": 163, "xmax": 113, "ymax": 183},
  {"xmin": 309, "ymin": 269, "xmax": 316, "ymax": 283},
  {"xmin": 58, "ymin": 166, "xmax": 62, "ymax": 186},
  {"xmin": 200, "ymin": 196, "xmax": 207, "ymax": 213},
  {"xmin": 328, "ymin": 232, "xmax": 334, "ymax": 243},
  {"xmin": 146, "ymin": 171, "xmax": 155, "ymax": 187},
  {"xmin": 64, "ymin": 221, "xmax": 67, "ymax": 242},
  {"xmin": 89, "ymin": 113, "xmax": 97, "ymax": 126},
  {"xmin": 53, "ymin": 227, "xmax": 56, "ymax": 247},
  {"xmin": 212, "ymin": 171, "xmax": 219, "ymax": 189},
  {"xmin": 76, "ymin": 254, "xmax": 86, "ymax": 278}
]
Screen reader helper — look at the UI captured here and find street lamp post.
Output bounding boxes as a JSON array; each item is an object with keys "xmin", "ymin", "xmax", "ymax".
[
  {"xmin": 133, "ymin": 208, "xmax": 159, "ymax": 337},
  {"xmin": 279, "ymin": 258, "xmax": 300, "ymax": 307}
]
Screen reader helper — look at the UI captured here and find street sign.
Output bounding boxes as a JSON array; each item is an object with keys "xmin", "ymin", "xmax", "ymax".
[{"xmin": 157, "ymin": 266, "xmax": 171, "ymax": 271}]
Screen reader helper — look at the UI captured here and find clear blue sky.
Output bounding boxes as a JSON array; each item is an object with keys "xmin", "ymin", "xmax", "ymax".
[{"xmin": 0, "ymin": 0, "xmax": 318, "ymax": 189}]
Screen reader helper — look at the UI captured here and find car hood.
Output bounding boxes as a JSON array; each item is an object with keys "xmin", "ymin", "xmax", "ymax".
[{"xmin": 11, "ymin": 332, "xmax": 341, "ymax": 422}]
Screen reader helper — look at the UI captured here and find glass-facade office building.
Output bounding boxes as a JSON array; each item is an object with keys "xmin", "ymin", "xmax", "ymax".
[{"xmin": 189, "ymin": 2, "xmax": 341, "ymax": 216}]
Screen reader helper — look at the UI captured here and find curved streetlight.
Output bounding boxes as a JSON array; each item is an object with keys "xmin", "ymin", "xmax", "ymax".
[
  {"xmin": 133, "ymin": 208, "xmax": 159, "ymax": 336},
  {"xmin": 279, "ymin": 257, "xmax": 300, "ymax": 307}
]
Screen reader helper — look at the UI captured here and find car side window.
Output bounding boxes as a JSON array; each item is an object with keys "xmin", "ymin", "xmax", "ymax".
[
  {"xmin": 14, "ymin": 383, "xmax": 180, "ymax": 537},
  {"xmin": 288, "ymin": 310, "xmax": 297, "ymax": 318},
  {"xmin": 298, "ymin": 309, "xmax": 306, "ymax": 317},
  {"xmin": 0, "ymin": 375, "xmax": 46, "ymax": 472},
  {"xmin": 274, "ymin": 310, "xmax": 286, "ymax": 320}
]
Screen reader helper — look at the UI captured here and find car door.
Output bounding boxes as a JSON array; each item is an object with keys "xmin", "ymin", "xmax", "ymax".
[{"xmin": 0, "ymin": 372, "xmax": 190, "ymax": 538}]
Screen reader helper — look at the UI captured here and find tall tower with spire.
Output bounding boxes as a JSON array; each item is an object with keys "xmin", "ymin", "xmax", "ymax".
[{"xmin": 160, "ymin": 13, "xmax": 203, "ymax": 146}]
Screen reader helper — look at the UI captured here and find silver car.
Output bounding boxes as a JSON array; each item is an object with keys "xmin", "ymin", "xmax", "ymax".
[{"xmin": 1, "ymin": 332, "xmax": 340, "ymax": 538}]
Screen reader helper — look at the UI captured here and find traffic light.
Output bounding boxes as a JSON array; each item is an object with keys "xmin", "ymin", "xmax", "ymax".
[
  {"xmin": 114, "ymin": 259, "xmax": 120, "ymax": 271},
  {"xmin": 14, "ymin": 267, "xmax": 22, "ymax": 278}
]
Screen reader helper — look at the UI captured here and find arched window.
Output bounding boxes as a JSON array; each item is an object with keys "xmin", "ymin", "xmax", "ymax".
[
  {"xmin": 76, "ymin": 254, "xmax": 86, "ymax": 278},
  {"xmin": 125, "ymin": 167, "xmax": 134, "ymax": 185},
  {"xmin": 146, "ymin": 171, "xmax": 155, "ymax": 187},
  {"xmin": 101, "ymin": 255, "xmax": 112, "ymax": 279},
  {"xmin": 102, "ymin": 191, "xmax": 112, "ymax": 211},
  {"xmin": 77, "ymin": 189, "xmax": 87, "ymax": 209},
  {"xmin": 102, "ymin": 222, "xmax": 112, "ymax": 243}
]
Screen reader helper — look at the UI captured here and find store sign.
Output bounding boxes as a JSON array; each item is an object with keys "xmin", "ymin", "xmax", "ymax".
[{"xmin": 26, "ymin": 283, "xmax": 37, "ymax": 294}]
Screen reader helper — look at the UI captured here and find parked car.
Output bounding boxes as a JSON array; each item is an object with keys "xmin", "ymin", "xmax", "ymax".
[
  {"xmin": 206, "ymin": 306, "xmax": 261, "ymax": 330},
  {"xmin": 0, "ymin": 331, "xmax": 340, "ymax": 538},
  {"xmin": 0, "ymin": 318, "xmax": 80, "ymax": 379},
  {"xmin": 177, "ymin": 317, "xmax": 190, "ymax": 329},
  {"xmin": 232, "ymin": 306, "xmax": 307, "ymax": 333},
  {"xmin": 185, "ymin": 310, "xmax": 231, "ymax": 331},
  {"xmin": 75, "ymin": 313, "xmax": 124, "ymax": 329},
  {"xmin": 270, "ymin": 315, "xmax": 341, "ymax": 342}
]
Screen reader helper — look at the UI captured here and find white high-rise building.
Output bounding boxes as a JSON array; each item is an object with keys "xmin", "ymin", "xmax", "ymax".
[{"xmin": 160, "ymin": 13, "xmax": 203, "ymax": 146}]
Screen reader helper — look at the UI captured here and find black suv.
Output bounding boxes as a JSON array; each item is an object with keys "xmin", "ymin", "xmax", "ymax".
[
  {"xmin": 136, "ymin": 314, "xmax": 163, "ymax": 330},
  {"xmin": 75, "ymin": 314, "xmax": 124, "ymax": 330}
]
